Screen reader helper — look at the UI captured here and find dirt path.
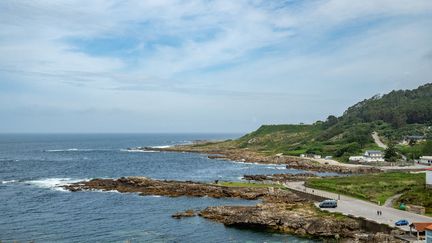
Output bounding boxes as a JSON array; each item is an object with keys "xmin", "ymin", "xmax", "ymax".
[
  {"xmin": 372, "ymin": 131, "xmax": 387, "ymax": 149},
  {"xmin": 384, "ymin": 193, "xmax": 403, "ymax": 208}
]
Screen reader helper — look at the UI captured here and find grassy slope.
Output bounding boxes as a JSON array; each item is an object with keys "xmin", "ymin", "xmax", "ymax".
[
  {"xmin": 194, "ymin": 85, "xmax": 432, "ymax": 161},
  {"xmin": 306, "ymin": 172, "xmax": 432, "ymax": 215},
  {"xmin": 217, "ymin": 123, "xmax": 383, "ymax": 162}
]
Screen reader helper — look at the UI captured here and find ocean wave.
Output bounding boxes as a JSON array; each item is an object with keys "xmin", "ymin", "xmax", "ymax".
[
  {"xmin": 266, "ymin": 166, "xmax": 287, "ymax": 170},
  {"xmin": 24, "ymin": 178, "xmax": 89, "ymax": 192},
  {"xmin": 1, "ymin": 179, "xmax": 17, "ymax": 184},
  {"xmin": 0, "ymin": 158, "xmax": 19, "ymax": 162},
  {"xmin": 45, "ymin": 148, "xmax": 110, "ymax": 152},
  {"xmin": 230, "ymin": 160, "xmax": 286, "ymax": 167},
  {"xmin": 120, "ymin": 149, "xmax": 159, "ymax": 153},
  {"xmin": 150, "ymin": 145, "xmax": 172, "ymax": 149}
]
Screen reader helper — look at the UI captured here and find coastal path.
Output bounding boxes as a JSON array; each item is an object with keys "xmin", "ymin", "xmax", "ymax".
[
  {"xmin": 284, "ymin": 181, "xmax": 432, "ymax": 231},
  {"xmin": 372, "ymin": 131, "xmax": 388, "ymax": 149}
]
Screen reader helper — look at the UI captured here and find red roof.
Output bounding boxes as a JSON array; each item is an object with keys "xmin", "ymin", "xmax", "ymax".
[
  {"xmin": 426, "ymin": 224, "xmax": 432, "ymax": 231},
  {"xmin": 412, "ymin": 222, "xmax": 432, "ymax": 231},
  {"xmin": 425, "ymin": 168, "xmax": 432, "ymax": 171}
]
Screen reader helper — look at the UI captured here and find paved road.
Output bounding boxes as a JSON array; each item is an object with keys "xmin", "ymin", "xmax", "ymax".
[{"xmin": 285, "ymin": 181, "xmax": 432, "ymax": 231}]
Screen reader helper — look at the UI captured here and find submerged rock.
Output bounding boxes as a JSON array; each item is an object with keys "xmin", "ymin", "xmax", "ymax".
[{"xmin": 172, "ymin": 210, "xmax": 196, "ymax": 219}]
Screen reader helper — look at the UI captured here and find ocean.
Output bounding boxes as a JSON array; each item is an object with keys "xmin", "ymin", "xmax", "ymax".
[{"xmin": 0, "ymin": 134, "xmax": 318, "ymax": 242}]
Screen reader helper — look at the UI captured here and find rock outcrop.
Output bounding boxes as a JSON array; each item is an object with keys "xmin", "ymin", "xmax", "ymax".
[
  {"xmin": 199, "ymin": 203, "xmax": 403, "ymax": 242},
  {"xmin": 63, "ymin": 176, "xmax": 304, "ymax": 203},
  {"xmin": 243, "ymin": 173, "xmax": 318, "ymax": 182},
  {"xmin": 64, "ymin": 176, "xmax": 402, "ymax": 242}
]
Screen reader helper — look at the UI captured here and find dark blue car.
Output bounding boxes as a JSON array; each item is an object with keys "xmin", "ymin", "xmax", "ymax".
[{"xmin": 395, "ymin": 219, "xmax": 409, "ymax": 226}]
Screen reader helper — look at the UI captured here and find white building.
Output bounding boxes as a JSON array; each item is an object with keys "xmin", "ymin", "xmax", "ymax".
[
  {"xmin": 426, "ymin": 224, "xmax": 432, "ymax": 243},
  {"xmin": 420, "ymin": 156, "xmax": 432, "ymax": 165},
  {"xmin": 349, "ymin": 150, "xmax": 385, "ymax": 163},
  {"xmin": 427, "ymin": 168, "xmax": 432, "ymax": 189},
  {"xmin": 349, "ymin": 156, "xmax": 365, "ymax": 162}
]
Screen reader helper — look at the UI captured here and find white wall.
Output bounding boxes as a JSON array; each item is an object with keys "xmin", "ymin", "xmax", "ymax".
[
  {"xmin": 426, "ymin": 229, "xmax": 432, "ymax": 243},
  {"xmin": 427, "ymin": 171, "xmax": 432, "ymax": 186}
]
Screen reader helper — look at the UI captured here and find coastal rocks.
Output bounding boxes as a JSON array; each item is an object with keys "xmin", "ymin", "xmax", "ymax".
[
  {"xmin": 199, "ymin": 203, "xmax": 402, "ymax": 242},
  {"xmin": 63, "ymin": 177, "xmax": 304, "ymax": 203},
  {"xmin": 284, "ymin": 160, "xmax": 382, "ymax": 174},
  {"xmin": 150, "ymin": 145, "xmax": 382, "ymax": 174},
  {"xmin": 64, "ymin": 176, "xmax": 402, "ymax": 242},
  {"xmin": 172, "ymin": 210, "xmax": 196, "ymax": 219},
  {"xmin": 243, "ymin": 173, "xmax": 318, "ymax": 182},
  {"xmin": 199, "ymin": 203, "xmax": 358, "ymax": 238}
]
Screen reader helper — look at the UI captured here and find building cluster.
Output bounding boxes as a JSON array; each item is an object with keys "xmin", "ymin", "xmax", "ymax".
[{"xmin": 349, "ymin": 150, "xmax": 384, "ymax": 163}]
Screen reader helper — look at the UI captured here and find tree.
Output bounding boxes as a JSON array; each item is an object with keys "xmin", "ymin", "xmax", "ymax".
[
  {"xmin": 422, "ymin": 140, "xmax": 432, "ymax": 155},
  {"xmin": 326, "ymin": 115, "xmax": 339, "ymax": 127},
  {"xmin": 384, "ymin": 143, "xmax": 398, "ymax": 161}
]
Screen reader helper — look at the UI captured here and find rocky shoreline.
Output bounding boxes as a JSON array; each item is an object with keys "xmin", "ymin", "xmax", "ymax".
[
  {"xmin": 243, "ymin": 173, "xmax": 318, "ymax": 183},
  {"xmin": 63, "ymin": 176, "xmax": 403, "ymax": 242},
  {"xmin": 144, "ymin": 145, "xmax": 382, "ymax": 174}
]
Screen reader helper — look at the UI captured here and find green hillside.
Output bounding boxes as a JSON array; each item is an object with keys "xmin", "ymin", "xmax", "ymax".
[{"xmin": 227, "ymin": 83, "xmax": 432, "ymax": 161}]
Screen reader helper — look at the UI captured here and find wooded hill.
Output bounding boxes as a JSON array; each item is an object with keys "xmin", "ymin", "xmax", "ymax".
[{"xmin": 230, "ymin": 83, "xmax": 432, "ymax": 161}]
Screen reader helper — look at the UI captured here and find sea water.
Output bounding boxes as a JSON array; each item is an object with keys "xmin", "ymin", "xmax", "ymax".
[{"xmin": 0, "ymin": 134, "xmax": 318, "ymax": 242}]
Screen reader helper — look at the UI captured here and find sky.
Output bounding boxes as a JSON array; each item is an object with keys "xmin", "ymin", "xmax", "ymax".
[{"xmin": 1, "ymin": 0, "xmax": 432, "ymax": 133}]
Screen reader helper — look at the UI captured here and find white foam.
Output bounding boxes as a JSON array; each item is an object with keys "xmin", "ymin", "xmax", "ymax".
[
  {"xmin": 266, "ymin": 166, "xmax": 287, "ymax": 170},
  {"xmin": 120, "ymin": 149, "xmax": 159, "ymax": 153},
  {"xmin": 46, "ymin": 148, "xmax": 107, "ymax": 152},
  {"xmin": 150, "ymin": 145, "xmax": 172, "ymax": 149},
  {"xmin": 1, "ymin": 180, "xmax": 17, "ymax": 184},
  {"xmin": 25, "ymin": 178, "xmax": 89, "ymax": 192},
  {"xmin": 230, "ymin": 160, "xmax": 285, "ymax": 167}
]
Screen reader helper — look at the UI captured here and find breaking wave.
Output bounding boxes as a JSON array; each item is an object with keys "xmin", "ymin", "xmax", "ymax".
[{"xmin": 24, "ymin": 178, "xmax": 89, "ymax": 192}]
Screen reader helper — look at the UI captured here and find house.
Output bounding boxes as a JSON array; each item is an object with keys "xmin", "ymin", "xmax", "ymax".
[
  {"xmin": 420, "ymin": 156, "xmax": 432, "ymax": 165},
  {"xmin": 364, "ymin": 150, "xmax": 383, "ymax": 158},
  {"xmin": 409, "ymin": 222, "xmax": 432, "ymax": 241},
  {"xmin": 401, "ymin": 135, "xmax": 426, "ymax": 145},
  {"xmin": 426, "ymin": 168, "xmax": 432, "ymax": 189},
  {"xmin": 349, "ymin": 150, "xmax": 385, "ymax": 163},
  {"xmin": 363, "ymin": 150, "xmax": 385, "ymax": 162},
  {"xmin": 426, "ymin": 224, "xmax": 432, "ymax": 243}
]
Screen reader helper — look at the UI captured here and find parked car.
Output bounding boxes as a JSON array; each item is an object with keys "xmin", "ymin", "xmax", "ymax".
[
  {"xmin": 319, "ymin": 199, "xmax": 337, "ymax": 208},
  {"xmin": 395, "ymin": 219, "xmax": 409, "ymax": 226}
]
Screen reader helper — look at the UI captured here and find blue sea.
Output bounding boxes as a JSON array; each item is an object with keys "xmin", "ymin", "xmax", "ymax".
[{"xmin": 0, "ymin": 134, "xmax": 319, "ymax": 242}]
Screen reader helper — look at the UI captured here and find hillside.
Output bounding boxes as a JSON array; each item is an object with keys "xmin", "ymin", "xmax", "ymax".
[{"xmin": 223, "ymin": 83, "xmax": 432, "ymax": 161}]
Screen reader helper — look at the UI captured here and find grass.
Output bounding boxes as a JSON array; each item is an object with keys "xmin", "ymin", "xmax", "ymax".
[
  {"xmin": 217, "ymin": 181, "xmax": 286, "ymax": 189},
  {"xmin": 398, "ymin": 187, "xmax": 432, "ymax": 216},
  {"xmin": 306, "ymin": 172, "xmax": 426, "ymax": 206}
]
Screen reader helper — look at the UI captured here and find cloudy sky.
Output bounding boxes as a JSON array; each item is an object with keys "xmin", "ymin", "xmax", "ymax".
[{"xmin": 1, "ymin": 0, "xmax": 432, "ymax": 133}]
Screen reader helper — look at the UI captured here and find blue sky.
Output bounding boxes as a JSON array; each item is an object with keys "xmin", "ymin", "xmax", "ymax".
[{"xmin": 1, "ymin": 0, "xmax": 432, "ymax": 133}]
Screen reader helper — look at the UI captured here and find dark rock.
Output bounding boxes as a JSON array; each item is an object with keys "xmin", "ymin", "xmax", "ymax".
[
  {"xmin": 172, "ymin": 210, "xmax": 196, "ymax": 219},
  {"xmin": 243, "ymin": 173, "xmax": 318, "ymax": 182},
  {"xmin": 63, "ymin": 177, "xmax": 304, "ymax": 202}
]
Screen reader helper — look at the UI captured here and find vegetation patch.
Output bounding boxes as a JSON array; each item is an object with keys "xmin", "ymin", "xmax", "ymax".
[{"xmin": 306, "ymin": 172, "xmax": 426, "ymax": 206}]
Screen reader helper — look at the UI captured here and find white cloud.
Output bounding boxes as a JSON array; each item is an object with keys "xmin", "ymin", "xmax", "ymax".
[{"xmin": 1, "ymin": 0, "xmax": 432, "ymax": 132}]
